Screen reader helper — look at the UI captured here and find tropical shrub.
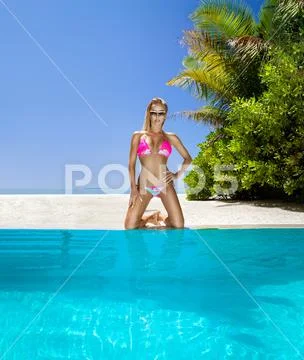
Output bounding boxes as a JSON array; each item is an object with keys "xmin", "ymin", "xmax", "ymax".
[{"xmin": 185, "ymin": 41, "xmax": 304, "ymax": 201}]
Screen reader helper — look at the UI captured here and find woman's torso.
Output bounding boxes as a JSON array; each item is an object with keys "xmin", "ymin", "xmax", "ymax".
[{"xmin": 136, "ymin": 131, "xmax": 172, "ymax": 187}]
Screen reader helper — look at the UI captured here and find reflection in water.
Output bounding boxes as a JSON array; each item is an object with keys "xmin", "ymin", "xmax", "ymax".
[
  {"xmin": 0, "ymin": 229, "xmax": 304, "ymax": 322},
  {"xmin": 0, "ymin": 229, "xmax": 304, "ymax": 358},
  {"xmin": 124, "ymin": 229, "xmax": 184, "ymax": 274},
  {"xmin": 60, "ymin": 230, "xmax": 71, "ymax": 269}
]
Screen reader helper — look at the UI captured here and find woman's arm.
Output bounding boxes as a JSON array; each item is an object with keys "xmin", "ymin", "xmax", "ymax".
[
  {"xmin": 169, "ymin": 133, "xmax": 192, "ymax": 179},
  {"xmin": 128, "ymin": 131, "xmax": 141, "ymax": 190}
]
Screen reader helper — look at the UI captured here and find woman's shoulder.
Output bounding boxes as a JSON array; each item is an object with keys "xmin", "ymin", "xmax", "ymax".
[
  {"xmin": 163, "ymin": 131, "xmax": 182, "ymax": 146},
  {"xmin": 163, "ymin": 131, "xmax": 177, "ymax": 139},
  {"xmin": 163, "ymin": 131, "xmax": 175, "ymax": 136},
  {"xmin": 133, "ymin": 130, "xmax": 147, "ymax": 133},
  {"xmin": 132, "ymin": 130, "xmax": 177, "ymax": 138},
  {"xmin": 131, "ymin": 131, "xmax": 147, "ymax": 144},
  {"xmin": 132, "ymin": 130, "xmax": 146, "ymax": 137}
]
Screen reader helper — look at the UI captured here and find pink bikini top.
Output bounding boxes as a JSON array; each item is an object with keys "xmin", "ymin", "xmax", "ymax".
[{"xmin": 137, "ymin": 136, "xmax": 172, "ymax": 158}]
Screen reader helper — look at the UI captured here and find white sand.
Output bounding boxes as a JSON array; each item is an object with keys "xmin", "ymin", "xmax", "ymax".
[{"xmin": 0, "ymin": 194, "xmax": 303, "ymax": 229}]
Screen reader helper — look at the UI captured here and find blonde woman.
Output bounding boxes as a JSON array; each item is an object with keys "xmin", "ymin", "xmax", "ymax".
[{"xmin": 124, "ymin": 97, "xmax": 192, "ymax": 229}]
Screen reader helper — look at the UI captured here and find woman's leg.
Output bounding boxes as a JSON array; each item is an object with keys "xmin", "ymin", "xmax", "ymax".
[
  {"xmin": 124, "ymin": 190, "xmax": 153, "ymax": 229},
  {"xmin": 159, "ymin": 182, "xmax": 184, "ymax": 228}
]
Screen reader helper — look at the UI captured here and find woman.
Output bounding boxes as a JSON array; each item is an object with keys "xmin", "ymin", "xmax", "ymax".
[{"xmin": 124, "ymin": 97, "xmax": 192, "ymax": 229}]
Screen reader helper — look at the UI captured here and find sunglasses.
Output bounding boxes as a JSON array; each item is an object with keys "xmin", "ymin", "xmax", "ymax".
[{"xmin": 150, "ymin": 111, "xmax": 166, "ymax": 117}]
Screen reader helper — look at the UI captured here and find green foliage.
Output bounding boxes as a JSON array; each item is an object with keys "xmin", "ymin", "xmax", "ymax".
[
  {"xmin": 185, "ymin": 40, "xmax": 304, "ymax": 201},
  {"xmin": 166, "ymin": 0, "xmax": 268, "ymax": 124}
]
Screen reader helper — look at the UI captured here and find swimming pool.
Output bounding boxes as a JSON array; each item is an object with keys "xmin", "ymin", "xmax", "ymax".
[{"xmin": 0, "ymin": 228, "xmax": 303, "ymax": 359}]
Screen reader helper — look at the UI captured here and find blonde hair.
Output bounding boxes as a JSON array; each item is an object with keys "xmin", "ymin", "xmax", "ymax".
[{"xmin": 142, "ymin": 97, "xmax": 168, "ymax": 131}]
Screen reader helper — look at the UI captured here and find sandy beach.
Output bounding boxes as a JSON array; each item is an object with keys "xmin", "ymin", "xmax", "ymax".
[{"xmin": 0, "ymin": 194, "xmax": 303, "ymax": 229}]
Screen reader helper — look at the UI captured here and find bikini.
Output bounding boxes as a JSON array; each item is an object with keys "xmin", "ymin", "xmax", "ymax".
[{"xmin": 137, "ymin": 135, "xmax": 172, "ymax": 197}]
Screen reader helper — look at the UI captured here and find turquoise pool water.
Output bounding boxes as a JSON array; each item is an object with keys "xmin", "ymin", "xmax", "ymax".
[{"xmin": 0, "ymin": 228, "xmax": 303, "ymax": 359}]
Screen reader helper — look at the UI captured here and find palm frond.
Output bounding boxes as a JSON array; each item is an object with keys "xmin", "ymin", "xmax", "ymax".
[
  {"xmin": 258, "ymin": 0, "xmax": 278, "ymax": 39},
  {"xmin": 166, "ymin": 64, "xmax": 235, "ymax": 101},
  {"xmin": 275, "ymin": 0, "xmax": 304, "ymax": 24},
  {"xmin": 228, "ymin": 35, "xmax": 268, "ymax": 63},
  {"xmin": 168, "ymin": 105, "xmax": 227, "ymax": 127},
  {"xmin": 182, "ymin": 31, "xmax": 234, "ymax": 71},
  {"xmin": 181, "ymin": 29, "xmax": 226, "ymax": 59},
  {"xmin": 190, "ymin": 0, "xmax": 257, "ymax": 38},
  {"xmin": 166, "ymin": 68, "xmax": 214, "ymax": 99}
]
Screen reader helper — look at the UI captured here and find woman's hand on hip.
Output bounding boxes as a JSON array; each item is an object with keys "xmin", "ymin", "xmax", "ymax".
[{"xmin": 161, "ymin": 170, "xmax": 178, "ymax": 184}]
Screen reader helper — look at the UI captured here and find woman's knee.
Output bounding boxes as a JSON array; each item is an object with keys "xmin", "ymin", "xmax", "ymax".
[
  {"xmin": 171, "ymin": 222, "xmax": 184, "ymax": 229},
  {"xmin": 170, "ymin": 216, "xmax": 184, "ymax": 229},
  {"xmin": 124, "ymin": 221, "xmax": 139, "ymax": 230},
  {"xmin": 124, "ymin": 223, "xmax": 139, "ymax": 230},
  {"xmin": 124, "ymin": 217, "xmax": 140, "ymax": 230}
]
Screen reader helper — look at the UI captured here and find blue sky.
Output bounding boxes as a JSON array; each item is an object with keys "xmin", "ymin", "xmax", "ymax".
[{"xmin": 0, "ymin": 0, "xmax": 265, "ymax": 193}]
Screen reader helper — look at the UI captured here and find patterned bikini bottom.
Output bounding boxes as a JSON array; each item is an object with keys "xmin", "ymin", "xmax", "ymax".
[{"xmin": 144, "ymin": 185, "xmax": 165, "ymax": 197}]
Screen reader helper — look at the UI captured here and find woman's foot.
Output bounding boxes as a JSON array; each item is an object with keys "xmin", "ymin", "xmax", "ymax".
[
  {"xmin": 142, "ymin": 211, "xmax": 161, "ymax": 226},
  {"xmin": 141, "ymin": 211, "xmax": 171, "ymax": 228}
]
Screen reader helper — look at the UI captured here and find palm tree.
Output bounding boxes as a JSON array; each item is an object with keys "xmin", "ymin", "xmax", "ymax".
[{"xmin": 167, "ymin": 0, "xmax": 303, "ymax": 127}]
